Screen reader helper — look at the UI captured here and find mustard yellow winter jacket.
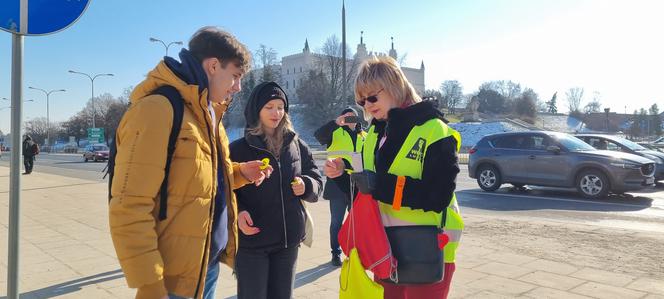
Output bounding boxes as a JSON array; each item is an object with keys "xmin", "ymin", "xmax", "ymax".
[{"xmin": 109, "ymin": 60, "xmax": 250, "ymax": 299}]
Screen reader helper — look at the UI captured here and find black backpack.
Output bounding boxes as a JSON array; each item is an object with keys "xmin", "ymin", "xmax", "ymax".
[{"xmin": 105, "ymin": 85, "xmax": 185, "ymax": 221}]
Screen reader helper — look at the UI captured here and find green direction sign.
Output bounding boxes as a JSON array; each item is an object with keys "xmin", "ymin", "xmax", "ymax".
[{"xmin": 87, "ymin": 128, "xmax": 105, "ymax": 143}]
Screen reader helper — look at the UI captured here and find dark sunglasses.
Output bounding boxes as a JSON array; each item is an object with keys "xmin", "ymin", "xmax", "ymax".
[{"xmin": 356, "ymin": 89, "xmax": 384, "ymax": 107}]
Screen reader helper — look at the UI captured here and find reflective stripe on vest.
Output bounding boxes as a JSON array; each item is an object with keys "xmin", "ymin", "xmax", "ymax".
[
  {"xmin": 327, "ymin": 127, "xmax": 364, "ymax": 166},
  {"xmin": 363, "ymin": 119, "xmax": 464, "ymax": 263}
]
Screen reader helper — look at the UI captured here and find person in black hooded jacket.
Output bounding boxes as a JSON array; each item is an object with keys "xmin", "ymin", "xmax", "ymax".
[{"xmin": 229, "ymin": 81, "xmax": 322, "ymax": 299}]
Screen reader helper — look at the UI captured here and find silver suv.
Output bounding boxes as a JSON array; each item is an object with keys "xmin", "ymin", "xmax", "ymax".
[{"xmin": 468, "ymin": 131, "xmax": 656, "ymax": 198}]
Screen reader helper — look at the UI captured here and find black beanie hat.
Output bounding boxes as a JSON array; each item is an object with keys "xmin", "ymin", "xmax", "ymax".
[
  {"xmin": 244, "ymin": 81, "xmax": 289, "ymax": 127},
  {"xmin": 340, "ymin": 106, "xmax": 358, "ymax": 116}
]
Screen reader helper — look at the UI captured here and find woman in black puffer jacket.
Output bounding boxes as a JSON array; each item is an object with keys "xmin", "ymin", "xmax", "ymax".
[{"xmin": 229, "ymin": 81, "xmax": 322, "ymax": 299}]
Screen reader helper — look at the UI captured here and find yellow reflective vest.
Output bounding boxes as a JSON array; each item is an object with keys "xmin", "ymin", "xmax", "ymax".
[{"xmin": 363, "ymin": 118, "xmax": 463, "ymax": 263}]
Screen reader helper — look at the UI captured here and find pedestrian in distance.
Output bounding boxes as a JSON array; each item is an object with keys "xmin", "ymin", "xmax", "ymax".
[{"xmin": 22, "ymin": 135, "xmax": 39, "ymax": 174}]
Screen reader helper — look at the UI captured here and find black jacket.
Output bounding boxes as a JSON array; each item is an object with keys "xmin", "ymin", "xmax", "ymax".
[
  {"xmin": 22, "ymin": 140, "xmax": 36, "ymax": 157},
  {"xmin": 230, "ymin": 131, "xmax": 323, "ymax": 250}
]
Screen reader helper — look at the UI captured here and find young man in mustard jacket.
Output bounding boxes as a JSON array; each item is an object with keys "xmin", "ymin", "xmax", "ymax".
[{"xmin": 109, "ymin": 27, "xmax": 272, "ymax": 299}]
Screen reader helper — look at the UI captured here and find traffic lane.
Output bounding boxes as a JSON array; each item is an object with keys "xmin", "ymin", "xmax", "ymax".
[
  {"xmin": 457, "ymin": 190, "xmax": 664, "ymax": 233},
  {"xmin": 457, "ymin": 165, "xmax": 664, "ymax": 205},
  {"xmin": 0, "ymin": 154, "xmax": 107, "ymax": 181}
]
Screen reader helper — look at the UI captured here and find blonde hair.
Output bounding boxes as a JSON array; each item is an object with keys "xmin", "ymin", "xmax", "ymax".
[
  {"xmin": 354, "ymin": 55, "xmax": 421, "ymax": 116},
  {"xmin": 248, "ymin": 112, "xmax": 295, "ymax": 158}
]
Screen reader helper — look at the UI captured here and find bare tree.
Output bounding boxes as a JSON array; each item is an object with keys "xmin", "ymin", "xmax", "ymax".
[
  {"xmin": 316, "ymin": 35, "xmax": 360, "ymax": 107},
  {"xmin": 398, "ymin": 52, "xmax": 408, "ymax": 66},
  {"xmin": 24, "ymin": 117, "xmax": 49, "ymax": 145},
  {"xmin": 255, "ymin": 44, "xmax": 280, "ymax": 83},
  {"xmin": 515, "ymin": 89, "xmax": 538, "ymax": 123},
  {"xmin": 565, "ymin": 87, "xmax": 584, "ymax": 113},
  {"xmin": 439, "ymin": 80, "xmax": 463, "ymax": 114}
]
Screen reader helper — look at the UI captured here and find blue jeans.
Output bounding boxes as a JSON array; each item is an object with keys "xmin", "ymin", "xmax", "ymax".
[
  {"xmin": 168, "ymin": 262, "xmax": 220, "ymax": 299},
  {"xmin": 329, "ymin": 196, "xmax": 351, "ymax": 255},
  {"xmin": 203, "ymin": 262, "xmax": 221, "ymax": 299}
]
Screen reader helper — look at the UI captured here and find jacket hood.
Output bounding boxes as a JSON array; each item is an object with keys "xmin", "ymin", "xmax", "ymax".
[
  {"xmin": 387, "ymin": 100, "xmax": 445, "ymax": 128},
  {"xmin": 244, "ymin": 81, "xmax": 289, "ymax": 128},
  {"xmin": 129, "ymin": 49, "xmax": 226, "ymax": 123}
]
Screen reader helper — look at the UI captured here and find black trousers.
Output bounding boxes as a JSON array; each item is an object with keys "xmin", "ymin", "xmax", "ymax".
[
  {"xmin": 236, "ymin": 245, "xmax": 299, "ymax": 299},
  {"xmin": 23, "ymin": 156, "xmax": 34, "ymax": 173}
]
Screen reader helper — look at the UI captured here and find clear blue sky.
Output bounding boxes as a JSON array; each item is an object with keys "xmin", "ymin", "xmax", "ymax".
[{"xmin": 1, "ymin": 0, "xmax": 663, "ymax": 134}]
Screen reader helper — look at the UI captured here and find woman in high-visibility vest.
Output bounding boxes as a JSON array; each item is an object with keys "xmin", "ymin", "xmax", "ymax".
[{"xmin": 325, "ymin": 56, "xmax": 463, "ymax": 299}]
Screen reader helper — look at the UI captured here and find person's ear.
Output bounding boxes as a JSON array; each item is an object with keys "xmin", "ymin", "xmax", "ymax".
[{"xmin": 202, "ymin": 58, "xmax": 218, "ymax": 75}]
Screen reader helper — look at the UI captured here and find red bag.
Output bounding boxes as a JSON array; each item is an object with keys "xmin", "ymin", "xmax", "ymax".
[{"xmin": 338, "ymin": 192, "xmax": 396, "ymax": 280}]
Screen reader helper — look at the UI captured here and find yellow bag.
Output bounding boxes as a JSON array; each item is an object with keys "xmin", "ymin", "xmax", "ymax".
[{"xmin": 339, "ymin": 248, "xmax": 384, "ymax": 299}]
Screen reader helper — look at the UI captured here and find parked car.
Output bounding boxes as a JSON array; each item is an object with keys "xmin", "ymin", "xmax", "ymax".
[
  {"xmin": 83, "ymin": 144, "xmax": 109, "ymax": 162},
  {"xmin": 576, "ymin": 134, "xmax": 664, "ymax": 181},
  {"xmin": 468, "ymin": 131, "xmax": 656, "ymax": 198},
  {"xmin": 637, "ymin": 142, "xmax": 664, "ymax": 153},
  {"xmin": 652, "ymin": 136, "xmax": 664, "ymax": 149}
]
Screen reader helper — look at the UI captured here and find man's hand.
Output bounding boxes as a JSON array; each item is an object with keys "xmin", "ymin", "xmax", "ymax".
[
  {"xmin": 240, "ymin": 160, "xmax": 273, "ymax": 186},
  {"xmin": 238, "ymin": 211, "xmax": 260, "ymax": 235},
  {"xmin": 292, "ymin": 176, "xmax": 305, "ymax": 196},
  {"xmin": 324, "ymin": 157, "xmax": 345, "ymax": 178}
]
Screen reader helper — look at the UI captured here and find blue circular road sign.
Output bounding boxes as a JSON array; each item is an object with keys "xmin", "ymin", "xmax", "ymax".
[{"xmin": 0, "ymin": 0, "xmax": 91, "ymax": 36}]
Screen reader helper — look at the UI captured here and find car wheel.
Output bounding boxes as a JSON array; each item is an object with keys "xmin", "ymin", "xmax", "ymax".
[
  {"xmin": 477, "ymin": 165, "xmax": 502, "ymax": 192},
  {"xmin": 576, "ymin": 169, "xmax": 610, "ymax": 199}
]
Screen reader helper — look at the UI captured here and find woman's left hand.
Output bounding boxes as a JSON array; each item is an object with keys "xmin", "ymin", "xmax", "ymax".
[{"xmin": 292, "ymin": 176, "xmax": 305, "ymax": 196}]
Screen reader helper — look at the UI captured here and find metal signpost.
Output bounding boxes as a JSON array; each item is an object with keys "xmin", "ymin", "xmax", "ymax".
[{"xmin": 0, "ymin": 1, "xmax": 91, "ymax": 297}]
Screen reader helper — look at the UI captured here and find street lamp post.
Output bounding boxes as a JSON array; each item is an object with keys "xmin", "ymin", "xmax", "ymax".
[
  {"xmin": 149, "ymin": 37, "xmax": 183, "ymax": 56},
  {"xmin": 28, "ymin": 87, "xmax": 65, "ymax": 148},
  {"xmin": 68, "ymin": 70, "xmax": 114, "ymax": 129}
]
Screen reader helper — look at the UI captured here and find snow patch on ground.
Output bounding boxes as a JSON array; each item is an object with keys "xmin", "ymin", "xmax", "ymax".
[{"xmin": 450, "ymin": 121, "xmax": 529, "ymax": 148}]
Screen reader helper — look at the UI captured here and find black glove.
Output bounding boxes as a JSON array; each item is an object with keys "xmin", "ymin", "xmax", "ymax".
[{"xmin": 350, "ymin": 171, "xmax": 376, "ymax": 195}]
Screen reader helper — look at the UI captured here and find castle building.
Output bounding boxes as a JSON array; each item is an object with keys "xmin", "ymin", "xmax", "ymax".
[{"xmin": 279, "ymin": 33, "xmax": 425, "ymax": 101}]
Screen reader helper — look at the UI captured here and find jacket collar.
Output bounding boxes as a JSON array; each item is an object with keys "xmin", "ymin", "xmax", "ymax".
[
  {"xmin": 129, "ymin": 50, "xmax": 226, "ymax": 131},
  {"xmin": 387, "ymin": 100, "xmax": 443, "ymax": 129},
  {"xmin": 244, "ymin": 129, "xmax": 297, "ymax": 154}
]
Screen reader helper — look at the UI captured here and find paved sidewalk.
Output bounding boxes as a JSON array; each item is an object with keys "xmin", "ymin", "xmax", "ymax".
[{"xmin": 0, "ymin": 167, "xmax": 663, "ymax": 298}]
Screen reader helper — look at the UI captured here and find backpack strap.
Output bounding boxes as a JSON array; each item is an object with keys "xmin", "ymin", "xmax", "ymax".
[{"xmin": 152, "ymin": 85, "xmax": 185, "ymax": 221}]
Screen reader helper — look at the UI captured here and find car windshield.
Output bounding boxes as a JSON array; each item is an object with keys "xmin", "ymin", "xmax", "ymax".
[
  {"xmin": 92, "ymin": 146, "xmax": 108, "ymax": 151},
  {"xmin": 613, "ymin": 137, "xmax": 647, "ymax": 151},
  {"xmin": 552, "ymin": 134, "xmax": 596, "ymax": 151}
]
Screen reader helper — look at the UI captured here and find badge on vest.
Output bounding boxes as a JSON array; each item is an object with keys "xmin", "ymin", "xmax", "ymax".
[{"xmin": 406, "ymin": 138, "xmax": 426, "ymax": 161}]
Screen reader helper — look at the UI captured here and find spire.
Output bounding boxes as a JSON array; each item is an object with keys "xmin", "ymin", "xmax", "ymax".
[
  {"xmin": 303, "ymin": 38, "xmax": 310, "ymax": 53},
  {"xmin": 389, "ymin": 36, "xmax": 398, "ymax": 60},
  {"xmin": 420, "ymin": 60, "xmax": 425, "ymax": 70},
  {"xmin": 356, "ymin": 30, "xmax": 368, "ymax": 60}
]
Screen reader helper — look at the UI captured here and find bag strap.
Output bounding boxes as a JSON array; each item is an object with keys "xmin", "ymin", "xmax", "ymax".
[{"xmin": 153, "ymin": 85, "xmax": 185, "ymax": 221}]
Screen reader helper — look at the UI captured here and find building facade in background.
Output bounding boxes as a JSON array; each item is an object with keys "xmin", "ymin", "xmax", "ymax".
[{"xmin": 279, "ymin": 34, "xmax": 425, "ymax": 101}]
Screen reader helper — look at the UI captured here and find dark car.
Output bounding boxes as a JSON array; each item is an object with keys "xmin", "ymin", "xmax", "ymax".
[
  {"xmin": 576, "ymin": 134, "xmax": 664, "ymax": 181},
  {"xmin": 83, "ymin": 144, "xmax": 109, "ymax": 162},
  {"xmin": 468, "ymin": 131, "xmax": 656, "ymax": 198}
]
